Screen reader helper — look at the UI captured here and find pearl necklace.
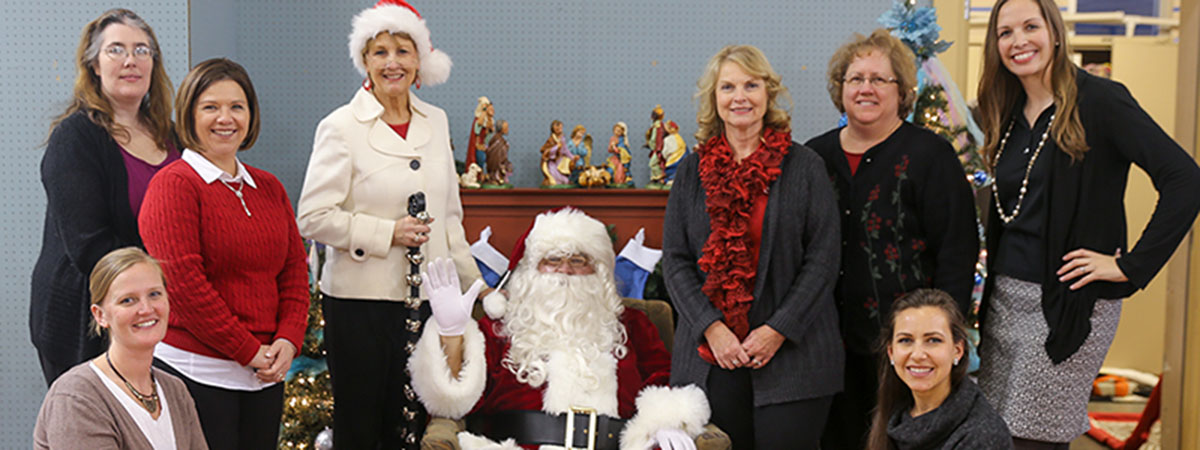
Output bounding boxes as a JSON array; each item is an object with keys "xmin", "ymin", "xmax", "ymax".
[{"xmin": 992, "ymin": 113, "xmax": 1054, "ymax": 224}]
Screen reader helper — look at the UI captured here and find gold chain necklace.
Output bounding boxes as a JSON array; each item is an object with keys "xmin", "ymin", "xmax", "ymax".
[
  {"xmin": 106, "ymin": 352, "xmax": 159, "ymax": 414},
  {"xmin": 991, "ymin": 113, "xmax": 1054, "ymax": 224}
]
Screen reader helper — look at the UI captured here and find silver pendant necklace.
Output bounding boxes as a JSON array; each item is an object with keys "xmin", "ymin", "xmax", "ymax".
[
  {"xmin": 220, "ymin": 179, "xmax": 252, "ymax": 217},
  {"xmin": 992, "ymin": 113, "xmax": 1054, "ymax": 224}
]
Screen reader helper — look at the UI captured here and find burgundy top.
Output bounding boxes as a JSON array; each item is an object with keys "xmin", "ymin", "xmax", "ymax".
[{"xmin": 120, "ymin": 143, "xmax": 179, "ymax": 218}]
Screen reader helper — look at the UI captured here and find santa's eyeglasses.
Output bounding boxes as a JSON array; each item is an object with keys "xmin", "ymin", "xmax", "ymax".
[{"xmin": 540, "ymin": 253, "xmax": 591, "ymax": 268}]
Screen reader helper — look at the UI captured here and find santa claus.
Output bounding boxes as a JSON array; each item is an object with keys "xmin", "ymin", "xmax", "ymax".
[{"xmin": 410, "ymin": 208, "xmax": 710, "ymax": 450}]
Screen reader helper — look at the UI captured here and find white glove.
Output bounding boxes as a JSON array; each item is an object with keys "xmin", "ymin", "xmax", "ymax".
[
  {"xmin": 423, "ymin": 258, "xmax": 484, "ymax": 336},
  {"xmin": 652, "ymin": 428, "xmax": 695, "ymax": 450}
]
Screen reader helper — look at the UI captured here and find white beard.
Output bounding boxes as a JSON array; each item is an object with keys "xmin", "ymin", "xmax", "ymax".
[{"xmin": 498, "ymin": 269, "xmax": 627, "ymax": 393}]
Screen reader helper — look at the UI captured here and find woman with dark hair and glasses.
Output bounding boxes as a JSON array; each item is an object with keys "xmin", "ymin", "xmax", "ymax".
[
  {"xmin": 806, "ymin": 29, "xmax": 978, "ymax": 449},
  {"xmin": 31, "ymin": 8, "xmax": 179, "ymax": 386}
]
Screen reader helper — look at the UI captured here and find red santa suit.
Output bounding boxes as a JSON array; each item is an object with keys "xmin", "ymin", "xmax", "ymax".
[{"xmin": 409, "ymin": 208, "xmax": 710, "ymax": 450}]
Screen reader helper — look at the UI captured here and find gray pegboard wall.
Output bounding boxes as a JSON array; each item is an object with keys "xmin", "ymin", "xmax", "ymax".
[
  {"xmin": 4, "ymin": 0, "xmax": 894, "ymax": 445},
  {"xmin": 0, "ymin": 1, "xmax": 190, "ymax": 446},
  {"xmin": 232, "ymin": 0, "xmax": 892, "ymax": 200}
]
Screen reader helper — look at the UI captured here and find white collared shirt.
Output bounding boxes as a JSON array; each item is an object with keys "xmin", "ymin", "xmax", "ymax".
[{"xmin": 181, "ymin": 149, "xmax": 258, "ymax": 188}]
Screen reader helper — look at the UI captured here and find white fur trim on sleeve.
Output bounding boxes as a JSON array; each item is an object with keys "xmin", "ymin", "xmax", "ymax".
[
  {"xmin": 619, "ymin": 385, "xmax": 710, "ymax": 450},
  {"xmin": 407, "ymin": 319, "xmax": 487, "ymax": 419},
  {"xmin": 456, "ymin": 431, "xmax": 521, "ymax": 450}
]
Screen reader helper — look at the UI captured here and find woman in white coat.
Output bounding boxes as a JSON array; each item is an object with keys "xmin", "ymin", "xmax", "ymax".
[{"xmin": 296, "ymin": 1, "xmax": 482, "ymax": 448}]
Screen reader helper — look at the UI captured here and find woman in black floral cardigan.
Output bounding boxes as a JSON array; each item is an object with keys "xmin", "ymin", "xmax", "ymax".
[{"xmin": 806, "ymin": 29, "xmax": 979, "ymax": 450}]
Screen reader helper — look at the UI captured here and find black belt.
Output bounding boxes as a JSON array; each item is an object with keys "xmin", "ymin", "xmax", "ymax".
[{"xmin": 466, "ymin": 408, "xmax": 626, "ymax": 450}]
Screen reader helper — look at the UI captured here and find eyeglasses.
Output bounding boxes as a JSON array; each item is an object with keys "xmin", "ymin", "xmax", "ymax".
[
  {"xmin": 103, "ymin": 45, "xmax": 154, "ymax": 61},
  {"xmin": 540, "ymin": 253, "xmax": 591, "ymax": 269},
  {"xmin": 843, "ymin": 75, "xmax": 898, "ymax": 88}
]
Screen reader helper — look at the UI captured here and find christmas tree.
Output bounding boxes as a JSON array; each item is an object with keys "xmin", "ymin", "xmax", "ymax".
[{"xmin": 278, "ymin": 243, "xmax": 334, "ymax": 450}]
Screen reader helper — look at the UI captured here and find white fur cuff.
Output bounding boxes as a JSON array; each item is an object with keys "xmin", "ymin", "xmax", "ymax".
[
  {"xmin": 457, "ymin": 431, "xmax": 521, "ymax": 450},
  {"xmin": 407, "ymin": 320, "xmax": 487, "ymax": 419},
  {"xmin": 620, "ymin": 385, "xmax": 710, "ymax": 450}
]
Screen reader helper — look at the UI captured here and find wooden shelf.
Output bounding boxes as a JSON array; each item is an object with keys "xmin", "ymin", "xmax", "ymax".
[{"xmin": 461, "ymin": 188, "xmax": 671, "ymax": 257}]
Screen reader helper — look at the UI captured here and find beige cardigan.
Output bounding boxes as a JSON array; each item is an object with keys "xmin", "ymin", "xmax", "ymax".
[
  {"xmin": 297, "ymin": 88, "xmax": 480, "ymax": 301},
  {"xmin": 34, "ymin": 363, "xmax": 207, "ymax": 450}
]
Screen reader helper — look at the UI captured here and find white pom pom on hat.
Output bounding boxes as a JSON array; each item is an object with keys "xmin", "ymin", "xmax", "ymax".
[{"xmin": 348, "ymin": 0, "xmax": 452, "ymax": 86}]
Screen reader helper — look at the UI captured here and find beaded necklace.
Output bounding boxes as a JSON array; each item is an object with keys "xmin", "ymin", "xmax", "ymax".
[
  {"xmin": 105, "ymin": 352, "xmax": 159, "ymax": 414},
  {"xmin": 992, "ymin": 113, "xmax": 1055, "ymax": 224}
]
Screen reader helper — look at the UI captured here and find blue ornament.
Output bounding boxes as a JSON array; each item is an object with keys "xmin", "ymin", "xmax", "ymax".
[
  {"xmin": 974, "ymin": 273, "xmax": 984, "ymax": 285},
  {"xmin": 878, "ymin": 0, "xmax": 953, "ymax": 60},
  {"xmin": 973, "ymin": 170, "xmax": 988, "ymax": 185}
]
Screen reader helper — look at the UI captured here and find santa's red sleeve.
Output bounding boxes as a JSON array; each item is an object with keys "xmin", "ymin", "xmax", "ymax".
[{"xmin": 620, "ymin": 309, "xmax": 711, "ymax": 450}]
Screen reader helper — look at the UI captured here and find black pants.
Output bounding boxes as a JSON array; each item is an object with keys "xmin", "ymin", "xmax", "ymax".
[
  {"xmin": 821, "ymin": 349, "xmax": 880, "ymax": 450},
  {"xmin": 706, "ymin": 366, "xmax": 833, "ymax": 450},
  {"xmin": 155, "ymin": 360, "xmax": 284, "ymax": 449},
  {"xmin": 323, "ymin": 295, "xmax": 429, "ymax": 449}
]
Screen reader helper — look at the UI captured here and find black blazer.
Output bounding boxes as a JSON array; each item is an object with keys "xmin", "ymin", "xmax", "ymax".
[
  {"xmin": 663, "ymin": 141, "xmax": 844, "ymax": 406},
  {"xmin": 981, "ymin": 70, "xmax": 1200, "ymax": 363},
  {"xmin": 30, "ymin": 111, "xmax": 143, "ymax": 372}
]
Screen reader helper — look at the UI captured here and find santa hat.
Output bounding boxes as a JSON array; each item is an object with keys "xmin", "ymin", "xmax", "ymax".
[
  {"xmin": 348, "ymin": 0, "xmax": 452, "ymax": 86},
  {"xmin": 482, "ymin": 207, "xmax": 614, "ymax": 319}
]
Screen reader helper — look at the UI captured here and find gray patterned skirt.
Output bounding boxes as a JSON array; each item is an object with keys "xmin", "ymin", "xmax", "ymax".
[{"xmin": 976, "ymin": 275, "xmax": 1123, "ymax": 443}]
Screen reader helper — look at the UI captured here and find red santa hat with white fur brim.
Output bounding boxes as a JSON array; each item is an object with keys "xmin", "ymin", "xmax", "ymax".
[
  {"xmin": 348, "ymin": 0, "xmax": 452, "ymax": 86},
  {"xmin": 482, "ymin": 207, "xmax": 614, "ymax": 319}
]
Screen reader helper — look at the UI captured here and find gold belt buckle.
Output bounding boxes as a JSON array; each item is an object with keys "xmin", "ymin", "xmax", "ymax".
[{"xmin": 564, "ymin": 406, "xmax": 598, "ymax": 450}]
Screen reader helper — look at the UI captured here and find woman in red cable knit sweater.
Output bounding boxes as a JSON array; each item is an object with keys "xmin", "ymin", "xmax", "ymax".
[{"xmin": 139, "ymin": 58, "xmax": 308, "ymax": 449}]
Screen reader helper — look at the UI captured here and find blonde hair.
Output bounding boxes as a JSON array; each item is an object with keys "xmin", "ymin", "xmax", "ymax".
[
  {"xmin": 978, "ymin": 0, "xmax": 1087, "ymax": 165},
  {"xmin": 694, "ymin": 45, "xmax": 791, "ymax": 144},
  {"xmin": 88, "ymin": 247, "xmax": 165, "ymax": 336},
  {"xmin": 49, "ymin": 8, "xmax": 174, "ymax": 147},
  {"xmin": 826, "ymin": 29, "xmax": 919, "ymax": 118}
]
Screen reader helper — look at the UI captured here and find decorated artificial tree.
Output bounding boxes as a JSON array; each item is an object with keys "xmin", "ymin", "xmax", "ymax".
[{"xmin": 278, "ymin": 244, "xmax": 334, "ymax": 450}]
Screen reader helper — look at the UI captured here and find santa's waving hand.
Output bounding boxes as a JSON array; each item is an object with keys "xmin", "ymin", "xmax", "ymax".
[
  {"xmin": 409, "ymin": 208, "xmax": 711, "ymax": 450},
  {"xmin": 424, "ymin": 258, "xmax": 484, "ymax": 337}
]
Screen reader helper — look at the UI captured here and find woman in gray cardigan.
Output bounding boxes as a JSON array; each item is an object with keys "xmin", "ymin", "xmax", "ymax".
[{"xmin": 662, "ymin": 44, "xmax": 843, "ymax": 449}]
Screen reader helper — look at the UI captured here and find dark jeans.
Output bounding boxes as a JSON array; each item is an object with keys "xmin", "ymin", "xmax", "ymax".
[
  {"xmin": 706, "ymin": 366, "xmax": 834, "ymax": 450},
  {"xmin": 155, "ymin": 360, "xmax": 284, "ymax": 449},
  {"xmin": 821, "ymin": 349, "xmax": 880, "ymax": 450},
  {"xmin": 323, "ymin": 295, "xmax": 429, "ymax": 449}
]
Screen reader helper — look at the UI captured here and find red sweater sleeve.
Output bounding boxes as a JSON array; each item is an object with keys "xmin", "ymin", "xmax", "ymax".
[{"xmin": 140, "ymin": 167, "xmax": 261, "ymax": 364}]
